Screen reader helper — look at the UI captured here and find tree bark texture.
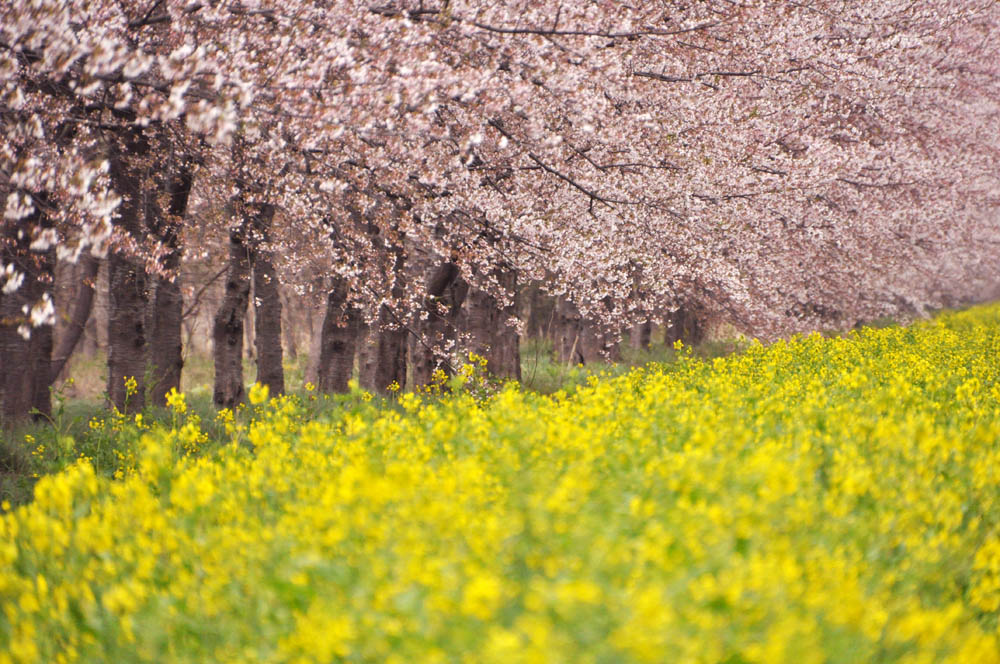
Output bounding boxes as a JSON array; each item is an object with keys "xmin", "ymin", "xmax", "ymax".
[
  {"xmin": 107, "ymin": 253, "xmax": 148, "ymax": 412},
  {"xmin": 2, "ymin": 289, "xmax": 55, "ymax": 425},
  {"xmin": 106, "ymin": 132, "xmax": 150, "ymax": 413},
  {"xmin": 361, "ymin": 220, "xmax": 408, "ymax": 394},
  {"xmin": 212, "ymin": 216, "xmax": 253, "ymax": 409},
  {"xmin": 370, "ymin": 308, "xmax": 408, "ymax": 393},
  {"xmin": 147, "ymin": 164, "xmax": 191, "ymax": 406},
  {"xmin": 250, "ymin": 204, "xmax": 284, "ymax": 396},
  {"xmin": 149, "ymin": 276, "xmax": 183, "ymax": 407},
  {"xmin": 29, "ymin": 323, "xmax": 54, "ymax": 420},
  {"xmin": 317, "ymin": 280, "xmax": 360, "ymax": 393},
  {"xmin": 244, "ymin": 301, "xmax": 256, "ymax": 362}
]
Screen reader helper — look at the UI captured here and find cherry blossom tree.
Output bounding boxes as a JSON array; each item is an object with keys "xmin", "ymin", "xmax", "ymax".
[
  {"xmin": 1, "ymin": 0, "xmax": 247, "ymax": 416},
  {"xmin": 2, "ymin": 0, "xmax": 998, "ymax": 419}
]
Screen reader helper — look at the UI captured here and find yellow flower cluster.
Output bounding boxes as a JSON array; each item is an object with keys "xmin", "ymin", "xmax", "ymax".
[{"xmin": 4, "ymin": 305, "xmax": 1000, "ymax": 662}]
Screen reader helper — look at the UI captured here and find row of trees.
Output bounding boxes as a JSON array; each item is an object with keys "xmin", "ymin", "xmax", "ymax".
[{"xmin": 2, "ymin": 0, "xmax": 998, "ymax": 422}]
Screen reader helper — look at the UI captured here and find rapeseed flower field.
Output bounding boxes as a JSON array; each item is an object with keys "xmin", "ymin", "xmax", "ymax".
[{"xmin": 4, "ymin": 305, "xmax": 1000, "ymax": 663}]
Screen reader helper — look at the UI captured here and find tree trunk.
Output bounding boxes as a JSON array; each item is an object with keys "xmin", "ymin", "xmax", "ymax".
[
  {"xmin": 0, "ymin": 291, "xmax": 25, "ymax": 425},
  {"xmin": 631, "ymin": 321, "xmax": 652, "ymax": 350},
  {"xmin": 107, "ymin": 254, "xmax": 148, "ymax": 412},
  {"xmin": 358, "ymin": 322, "xmax": 378, "ymax": 391},
  {"xmin": 49, "ymin": 253, "xmax": 100, "ymax": 383},
  {"xmin": 0, "ymin": 199, "xmax": 55, "ymax": 425},
  {"xmin": 146, "ymin": 280, "xmax": 182, "ymax": 405},
  {"xmin": 91, "ymin": 261, "xmax": 109, "ymax": 352},
  {"xmin": 555, "ymin": 296, "xmax": 584, "ymax": 365},
  {"xmin": 2, "ymin": 295, "xmax": 51, "ymax": 426},
  {"xmin": 366, "ymin": 232, "xmax": 408, "ymax": 394},
  {"xmin": 107, "ymin": 133, "xmax": 150, "ymax": 413},
  {"xmin": 212, "ymin": 216, "xmax": 252, "ymax": 409},
  {"xmin": 304, "ymin": 293, "xmax": 325, "ymax": 386},
  {"xmin": 251, "ymin": 204, "xmax": 284, "ymax": 397},
  {"xmin": 82, "ymin": 310, "xmax": 99, "ymax": 356},
  {"xmin": 317, "ymin": 280, "xmax": 360, "ymax": 393},
  {"xmin": 29, "ymin": 321, "xmax": 54, "ymax": 420},
  {"xmin": 371, "ymin": 311, "xmax": 408, "ymax": 393},
  {"xmin": 149, "ymin": 277, "xmax": 183, "ymax": 406},
  {"xmin": 664, "ymin": 304, "xmax": 705, "ymax": 347},
  {"xmin": 244, "ymin": 304, "xmax": 256, "ymax": 362},
  {"xmin": 498, "ymin": 270, "xmax": 522, "ymax": 381},
  {"xmin": 524, "ymin": 284, "xmax": 555, "ymax": 341},
  {"xmin": 554, "ymin": 297, "xmax": 619, "ymax": 365},
  {"xmin": 412, "ymin": 260, "xmax": 468, "ymax": 387},
  {"xmin": 147, "ymin": 165, "xmax": 191, "ymax": 407},
  {"xmin": 464, "ymin": 268, "xmax": 521, "ymax": 381},
  {"xmin": 594, "ymin": 298, "xmax": 622, "ymax": 363},
  {"xmin": 490, "ymin": 269, "xmax": 522, "ymax": 381}
]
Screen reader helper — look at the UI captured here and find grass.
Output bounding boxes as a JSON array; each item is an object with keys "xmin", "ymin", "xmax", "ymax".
[{"xmin": 519, "ymin": 334, "xmax": 745, "ymax": 394}]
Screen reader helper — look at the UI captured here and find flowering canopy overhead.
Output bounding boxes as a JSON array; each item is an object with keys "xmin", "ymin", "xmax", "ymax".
[{"xmin": 2, "ymin": 0, "xmax": 999, "ymax": 335}]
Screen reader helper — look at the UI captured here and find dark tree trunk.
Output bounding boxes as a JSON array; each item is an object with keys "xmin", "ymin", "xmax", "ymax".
[
  {"xmin": 412, "ymin": 260, "xmax": 468, "ymax": 387},
  {"xmin": 1, "ymin": 296, "xmax": 49, "ymax": 426},
  {"xmin": 253, "ymin": 261, "xmax": 284, "ymax": 392},
  {"xmin": 147, "ymin": 165, "xmax": 191, "ymax": 406},
  {"xmin": 244, "ymin": 305, "xmax": 255, "ymax": 362},
  {"xmin": 0, "ymin": 199, "xmax": 55, "ymax": 425},
  {"xmin": 595, "ymin": 297, "xmax": 622, "ymax": 363},
  {"xmin": 149, "ymin": 276, "xmax": 183, "ymax": 406},
  {"xmin": 107, "ymin": 133, "xmax": 150, "ymax": 413},
  {"xmin": 49, "ymin": 254, "xmax": 100, "ymax": 383},
  {"xmin": 363, "ymin": 228, "xmax": 408, "ymax": 394},
  {"xmin": 600, "ymin": 327, "xmax": 622, "ymax": 362},
  {"xmin": 29, "ymin": 322, "xmax": 54, "ymax": 420},
  {"xmin": 252, "ymin": 204, "xmax": 284, "ymax": 397},
  {"xmin": 253, "ymin": 256, "xmax": 284, "ymax": 394},
  {"xmin": 212, "ymin": 216, "xmax": 252, "ymax": 409},
  {"xmin": 0, "ymin": 291, "xmax": 25, "ymax": 425},
  {"xmin": 371, "ymin": 310, "xmax": 408, "ymax": 393},
  {"xmin": 664, "ymin": 304, "xmax": 705, "ymax": 347},
  {"xmin": 107, "ymin": 254, "xmax": 148, "ymax": 412},
  {"xmin": 317, "ymin": 280, "xmax": 360, "ymax": 393},
  {"xmin": 464, "ymin": 268, "xmax": 521, "ymax": 381}
]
